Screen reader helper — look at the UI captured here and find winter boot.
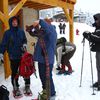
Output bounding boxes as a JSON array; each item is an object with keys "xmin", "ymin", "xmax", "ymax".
[
  {"xmin": 13, "ymin": 87, "xmax": 23, "ymax": 99},
  {"xmin": 38, "ymin": 89, "xmax": 48, "ymax": 100},
  {"xmin": 67, "ymin": 63, "xmax": 73, "ymax": 73},
  {"xmin": 24, "ymin": 85, "xmax": 32, "ymax": 96},
  {"xmin": 57, "ymin": 65, "xmax": 66, "ymax": 75},
  {"xmin": 92, "ymin": 82, "xmax": 98, "ymax": 88}
]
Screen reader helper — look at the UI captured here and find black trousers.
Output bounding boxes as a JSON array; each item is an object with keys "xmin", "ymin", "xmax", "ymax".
[{"xmin": 10, "ymin": 59, "xmax": 30, "ymax": 89}]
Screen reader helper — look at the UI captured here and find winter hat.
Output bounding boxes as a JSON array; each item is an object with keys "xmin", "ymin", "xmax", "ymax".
[
  {"xmin": 92, "ymin": 13, "xmax": 100, "ymax": 28},
  {"xmin": 93, "ymin": 13, "xmax": 100, "ymax": 21}
]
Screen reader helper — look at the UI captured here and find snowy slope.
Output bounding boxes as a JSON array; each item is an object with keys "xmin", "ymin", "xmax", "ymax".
[{"xmin": 1, "ymin": 22, "xmax": 100, "ymax": 100}]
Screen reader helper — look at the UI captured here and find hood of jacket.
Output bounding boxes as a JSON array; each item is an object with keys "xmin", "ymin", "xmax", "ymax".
[
  {"xmin": 93, "ymin": 13, "xmax": 100, "ymax": 21},
  {"xmin": 9, "ymin": 16, "xmax": 19, "ymax": 31}
]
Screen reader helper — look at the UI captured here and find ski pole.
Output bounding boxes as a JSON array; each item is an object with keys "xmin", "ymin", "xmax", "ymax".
[
  {"xmin": 89, "ymin": 42, "xmax": 95, "ymax": 95},
  {"xmin": 79, "ymin": 38, "xmax": 85, "ymax": 87}
]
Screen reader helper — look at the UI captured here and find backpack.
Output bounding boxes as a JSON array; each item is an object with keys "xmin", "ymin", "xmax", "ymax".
[
  {"xmin": 19, "ymin": 52, "xmax": 36, "ymax": 78},
  {"xmin": 0, "ymin": 85, "xmax": 9, "ymax": 100}
]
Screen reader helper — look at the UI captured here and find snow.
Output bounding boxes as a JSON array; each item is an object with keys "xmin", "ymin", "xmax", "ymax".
[{"xmin": 0, "ymin": 22, "xmax": 100, "ymax": 100}]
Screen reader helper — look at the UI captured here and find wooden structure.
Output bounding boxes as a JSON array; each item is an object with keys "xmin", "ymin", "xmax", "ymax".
[{"xmin": 0, "ymin": 0, "xmax": 76, "ymax": 79}]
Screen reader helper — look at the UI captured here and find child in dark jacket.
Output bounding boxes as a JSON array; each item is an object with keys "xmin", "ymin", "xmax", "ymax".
[
  {"xmin": 56, "ymin": 37, "xmax": 76, "ymax": 75},
  {"xmin": 0, "ymin": 16, "xmax": 32, "ymax": 98}
]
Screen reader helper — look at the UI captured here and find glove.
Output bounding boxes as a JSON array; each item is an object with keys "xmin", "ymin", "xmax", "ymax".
[
  {"xmin": 83, "ymin": 31, "xmax": 91, "ymax": 39},
  {"xmin": 21, "ymin": 44, "xmax": 27, "ymax": 53},
  {"xmin": 0, "ymin": 54, "xmax": 4, "ymax": 63}
]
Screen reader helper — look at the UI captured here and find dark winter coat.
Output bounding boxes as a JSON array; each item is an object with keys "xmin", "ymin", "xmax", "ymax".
[
  {"xmin": 58, "ymin": 23, "xmax": 63, "ymax": 29},
  {"xmin": 90, "ymin": 29, "xmax": 100, "ymax": 52},
  {"xmin": 89, "ymin": 14, "xmax": 100, "ymax": 52},
  {"xmin": 62, "ymin": 23, "xmax": 66, "ymax": 29},
  {"xmin": 34, "ymin": 19, "xmax": 57, "ymax": 64},
  {"xmin": 0, "ymin": 16, "xmax": 27, "ymax": 59}
]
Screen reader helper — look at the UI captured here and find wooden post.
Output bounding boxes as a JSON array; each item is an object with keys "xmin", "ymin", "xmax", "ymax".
[
  {"xmin": 69, "ymin": 9, "xmax": 74, "ymax": 43},
  {"xmin": 0, "ymin": 0, "xmax": 11, "ymax": 79}
]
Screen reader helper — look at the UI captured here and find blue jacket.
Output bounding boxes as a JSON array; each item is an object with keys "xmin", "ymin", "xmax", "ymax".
[
  {"xmin": 34, "ymin": 20, "xmax": 57, "ymax": 64},
  {"xmin": 0, "ymin": 16, "xmax": 27, "ymax": 60}
]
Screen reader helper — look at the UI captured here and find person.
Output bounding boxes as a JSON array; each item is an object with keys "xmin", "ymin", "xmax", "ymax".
[
  {"xmin": 83, "ymin": 13, "xmax": 100, "ymax": 91},
  {"xmin": 76, "ymin": 29, "xmax": 79, "ymax": 35},
  {"xmin": 56, "ymin": 37, "xmax": 76, "ymax": 75},
  {"xmin": 62, "ymin": 23, "xmax": 66, "ymax": 34},
  {"xmin": 26, "ymin": 19, "xmax": 57, "ymax": 98},
  {"xmin": 58, "ymin": 23, "xmax": 63, "ymax": 34},
  {"xmin": 0, "ymin": 16, "xmax": 32, "ymax": 98}
]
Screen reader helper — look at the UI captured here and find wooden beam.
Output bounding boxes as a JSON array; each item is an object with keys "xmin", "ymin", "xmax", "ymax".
[
  {"xmin": 0, "ymin": 0, "xmax": 11, "ymax": 79},
  {"xmin": 3, "ymin": 0, "xmax": 9, "ymax": 15},
  {"xmin": 28, "ymin": 5, "xmax": 53, "ymax": 10},
  {"xmin": 29, "ymin": 0, "xmax": 74, "ymax": 10},
  {"xmin": 9, "ymin": 0, "xmax": 27, "ymax": 18},
  {"xmin": 69, "ymin": 9, "xmax": 74, "ymax": 43},
  {"xmin": 63, "ymin": 8, "xmax": 72, "ymax": 24},
  {"xmin": 9, "ymin": 0, "xmax": 20, "ymax": 4},
  {"xmin": 0, "ymin": 11, "xmax": 5, "ymax": 23}
]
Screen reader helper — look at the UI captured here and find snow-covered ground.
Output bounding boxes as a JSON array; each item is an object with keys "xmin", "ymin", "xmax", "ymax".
[{"xmin": 1, "ymin": 22, "xmax": 100, "ymax": 100}]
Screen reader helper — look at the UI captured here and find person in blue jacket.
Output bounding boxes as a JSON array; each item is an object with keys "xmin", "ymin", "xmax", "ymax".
[
  {"xmin": 0, "ymin": 16, "xmax": 32, "ymax": 98},
  {"xmin": 27, "ymin": 18, "xmax": 57, "ymax": 98}
]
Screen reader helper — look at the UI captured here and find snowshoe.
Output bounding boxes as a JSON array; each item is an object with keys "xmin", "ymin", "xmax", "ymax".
[
  {"xmin": 56, "ymin": 70, "xmax": 66, "ymax": 75},
  {"xmin": 24, "ymin": 86, "xmax": 32, "ymax": 96},
  {"xmin": 13, "ymin": 88, "xmax": 23, "ymax": 99},
  {"xmin": 64, "ymin": 70, "xmax": 74, "ymax": 75}
]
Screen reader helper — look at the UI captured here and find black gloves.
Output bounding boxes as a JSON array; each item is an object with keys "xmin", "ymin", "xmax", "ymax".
[{"xmin": 83, "ymin": 31, "xmax": 91, "ymax": 40}]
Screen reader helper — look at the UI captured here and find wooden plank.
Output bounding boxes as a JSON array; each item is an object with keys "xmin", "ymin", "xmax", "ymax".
[
  {"xmin": 29, "ymin": 0, "xmax": 74, "ymax": 10},
  {"xmin": 28, "ymin": 5, "xmax": 53, "ymax": 10},
  {"xmin": 9, "ymin": 0, "xmax": 27, "ymax": 17}
]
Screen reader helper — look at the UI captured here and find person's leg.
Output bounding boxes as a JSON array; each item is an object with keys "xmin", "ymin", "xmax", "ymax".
[
  {"xmin": 96, "ymin": 52, "xmax": 100, "ymax": 90},
  {"xmin": 38, "ymin": 63, "xmax": 46, "ymax": 90},
  {"xmin": 56, "ymin": 46, "xmax": 63, "ymax": 70},
  {"xmin": 66, "ymin": 61, "xmax": 72, "ymax": 72},
  {"xmin": 24, "ymin": 77, "xmax": 30, "ymax": 86},
  {"xmin": 10, "ymin": 59, "xmax": 22, "ymax": 98},
  {"xmin": 38, "ymin": 63, "xmax": 56, "ymax": 96},
  {"xmin": 23, "ymin": 77, "xmax": 32, "ymax": 95},
  {"xmin": 49, "ymin": 64, "xmax": 56, "ymax": 96},
  {"xmin": 63, "ymin": 29, "xmax": 65, "ymax": 34},
  {"xmin": 10, "ymin": 59, "xmax": 20, "ymax": 90}
]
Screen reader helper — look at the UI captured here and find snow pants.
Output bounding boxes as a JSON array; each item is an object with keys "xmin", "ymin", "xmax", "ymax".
[
  {"xmin": 38, "ymin": 63, "xmax": 56, "ymax": 96},
  {"xmin": 10, "ymin": 59, "xmax": 30, "ymax": 90},
  {"xmin": 61, "ymin": 43, "xmax": 76, "ymax": 66},
  {"xmin": 96, "ymin": 52, "xmax": 100, "ymax": 84}
]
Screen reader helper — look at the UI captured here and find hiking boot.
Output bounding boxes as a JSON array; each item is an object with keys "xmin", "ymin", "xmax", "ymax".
[
  {"xmin": 13, "ymin": 88, "xmax": 23, "ymax": 99},
  {"xmin": 24, "ymin": 85, "xmax": 32, "ymax": 96},
  {"xmin": 57, "ymin": 70, "xmax": 66, "ymax": 75},
  {"xmin": 93, "ymin": 82, "xmax": 98, "ymax": 88}
]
